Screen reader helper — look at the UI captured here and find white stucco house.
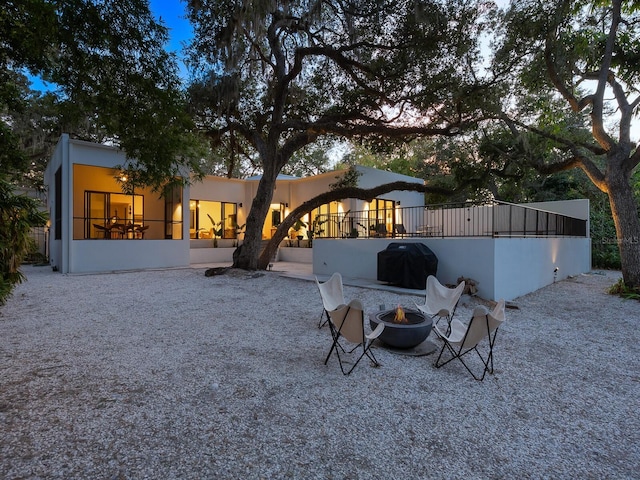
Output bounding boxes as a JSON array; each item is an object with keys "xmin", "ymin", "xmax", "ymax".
[
  {"xmin": 44, "ymin": 134, "xmax": 424, "ymax": 273},
  {"xmin": 44, "ymin": 134, "xmax": 592, "ymax": 300}
]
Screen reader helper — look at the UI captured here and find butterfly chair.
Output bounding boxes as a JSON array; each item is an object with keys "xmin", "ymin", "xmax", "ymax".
[
  {"xmin": 433, "ymin": 299, "xmax": 506, "ymax": 381},
  {"xmin": 415, "ymin": 276, "xmax": 466, "ymax": 331},
  {"xmin": 324, "ymin": 299, "xmax": 385, "ymax": 375},
  {"xmin": 315, "ymin": 272, "xmax": 345, "ymax": 329}
]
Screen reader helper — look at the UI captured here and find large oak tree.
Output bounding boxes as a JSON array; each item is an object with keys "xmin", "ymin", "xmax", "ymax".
[
  {"xmin": 494, "ymin": 0, "xmax": 640, "ymax": 288},
  {"xmin": 185, "ymin": 0, "xmax": 497, "ymax": 270}
]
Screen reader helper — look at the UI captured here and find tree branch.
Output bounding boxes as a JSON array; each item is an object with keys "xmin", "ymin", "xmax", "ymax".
[
  {"xmin": 499, "ymin": 115, "xmax": 607, "ymax": 190},
  {"xmin": 257, "ymin": 181, "xmax": 453, "ymax": 268},
  {"xmin": 589, "ymin": 0, "xmax": 621, "ymax": 149},
  {"xmin": 544, "ymin": 37, "xmax": 588, "ymax": 112},
  {"xmin": 500, "ymin": 114, "xmax": 607, "ymax": 155}
]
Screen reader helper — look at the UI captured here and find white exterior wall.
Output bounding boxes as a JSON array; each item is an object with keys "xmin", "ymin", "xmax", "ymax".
[
  {"xmin": 491, "ymin": 237, "xmax": 591, "ymax": 299},
  {"xmin": 278, "ymin": 247, "xmax": 313, "ymax": 263},
  {"xmin": 313, "ymin": 236, "xmax": 591, "ymax": 301},
  {"xmin": 71, "ymin": 240, "xmax": 190, "ymax": 273},
  {"xmin": 355, "ymin": 165, "xmax": 424, "ymax": 208},
  {"xmin": 524, "ymin": 199, "xmax": 590, "ymax": 220},
  {"xmin": 190, "ymin": 247, "xmax": 236, "ymax": 264},
  {"xmin": 191, "ymin": 176, "xmax": 249, "ymax": 208},
  {"xmin": 47, "ymin": 135, "xmax": 190, "ymax": 274}
]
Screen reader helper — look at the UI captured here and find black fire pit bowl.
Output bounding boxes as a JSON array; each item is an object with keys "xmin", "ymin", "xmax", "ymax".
[{"xmin": 369, "ymin": 308, "xmax": 433, "ymax": 349}]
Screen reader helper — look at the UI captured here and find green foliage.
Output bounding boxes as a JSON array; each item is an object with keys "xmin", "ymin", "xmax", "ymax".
[
  {"xmin": 0, "ymin": 176, "xmax": 47, "ymax": 305},
  {"xmin": 1, "ymin": 69, "xmax": 124, "ymax": 188},
  {"xmin": 341, "ymin": 142, "xmax": 418, "ymax": 178},
  {"xmin": 306, "ymin": 218, "xmax": 326, "ymax": 247},
  {"xmin": 608, "ymin": 278, "xmax": 640, "ymax": 301},
  {"xmin": 3, "ymin": 0, "xmax": 207, "ymax": 192},
  {"xmin": 281, "ymin": 140, "xmax": 338, "ymax": 178},
  {"xmin": 590, "ymin": 195, "xmax": 622, "ymax": 269},
  {"xmin": 291, "ymin": 219, "xmax": 306, "ymax": 234},
  {"xmin": 185, "ymin": 0, "xmax": 496, "ymax": 174},
  {"xmin": 329, "ymin": 166, "xmax": 362, "ymax": 191},
  {"xmin": 206, "ymin": 214, "xmax": 224, "ymax": 247}
]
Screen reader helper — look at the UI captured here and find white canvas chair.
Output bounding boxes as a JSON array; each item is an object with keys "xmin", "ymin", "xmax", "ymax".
[
  {"xmin": 415, "ymin": 275, "xmax": 465, "ymax": 330},
  {"xmin": 315, "ymin": 273, "xmax": 345, "ymax": 328},
  {"xmin": 324, "ymin": 299, "xmax": 385, "ymax": 375},
  {"xmin": 433, "ymin": 299, "xmax": 506, "ymax": 381}
]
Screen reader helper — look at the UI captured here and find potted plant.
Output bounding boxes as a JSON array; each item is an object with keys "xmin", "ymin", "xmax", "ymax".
[
  {"xmin": 291, "ymin": 219, "xmax": 307, "ymax": 241},
  {"xmin": 307, "ymin": 218, "xmax": 326, "ymax": 247},
  {"xmin": 207, "ymin": 214, "xmax": 224, "ymax": 247}
]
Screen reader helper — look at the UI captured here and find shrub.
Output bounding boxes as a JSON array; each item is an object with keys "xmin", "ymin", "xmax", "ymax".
[
  {"xmin": 608, "ymin": 278, "xmax": 640, "ymax": 301},
  {"xmin": 0, "ymin": 177, "xmax": 48, "ymax": 305}
]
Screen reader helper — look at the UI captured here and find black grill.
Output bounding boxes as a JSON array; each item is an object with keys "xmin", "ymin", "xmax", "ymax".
[{"xmin": 377, "ymin": 243, "xmax": 438, "ymax": 289}]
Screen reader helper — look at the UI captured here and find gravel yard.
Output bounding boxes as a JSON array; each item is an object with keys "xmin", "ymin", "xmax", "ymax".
[{"xmin": 1, "ymin": 265, "xmax": 638, "ymax": 479}]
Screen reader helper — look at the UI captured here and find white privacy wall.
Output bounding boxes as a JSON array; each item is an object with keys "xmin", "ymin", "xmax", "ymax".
[{"xmin": 312, "ymin": 236, "xmax": 591, "ymax": 301}]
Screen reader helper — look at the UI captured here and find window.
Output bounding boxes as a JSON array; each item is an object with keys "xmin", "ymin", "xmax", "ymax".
[
  {"xmin": 368, "ymin": 198, "xmax": 396, "ymax": 235},
  {"xmin": 84, "ymin": 191, "xmax": 144, "ymax": 239},
  {"xmin": 310, "ymin": 202, "xmax": 340, "ymax": 238},
  {"xmin": 72, "ymin": 164, "xmax": 182, "ymax": 240},
  {"xmin": 189, "ymin": 200, "xmax": 238, "ymax": 239}
]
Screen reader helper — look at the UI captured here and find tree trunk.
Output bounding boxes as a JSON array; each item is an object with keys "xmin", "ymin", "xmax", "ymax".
[
  {"xmin": 232, "ymin": 173, "xmax": 277, "ymax": 270},
  {"xmin": 258, "ymin": 230, "xmax": 283, "ymax": 270},
  {"xmin": 606, "ymin": 162, "xmax": 640, "ymax": 288}
]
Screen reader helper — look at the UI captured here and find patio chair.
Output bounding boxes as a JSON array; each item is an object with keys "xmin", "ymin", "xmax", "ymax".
[
  {"xmin": 375, "ymin": 224, "xmax": 388, "ymax": 237},
  {"xmin": 324, "ymin": 299, "xmax": 385, "ymax": 375},
  {"xmin": 93, "ymin": 223, "xmax": 109, "ymax": 239},
  {"xmin": 415, "ymin": 276, "xmax": 465, "ymax": 330},
  {"xmin": 315, "ymin": 272, "xmax": 345, "ymax": 328},
  {"xmin": 433, "ymin": 299, "xmax": 506, "ymax": 381},
  {"xmin": 135, "ymin": 224, "xmax": 149, "ymax": 239}
]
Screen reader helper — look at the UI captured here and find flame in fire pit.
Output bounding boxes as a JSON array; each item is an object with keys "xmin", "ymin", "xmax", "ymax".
[{"xmin": 393, "ymin": 304, "xmax": 408, "ymax": 324}]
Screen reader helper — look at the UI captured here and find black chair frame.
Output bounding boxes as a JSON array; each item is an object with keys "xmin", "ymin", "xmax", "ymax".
[
  {"xmin": 324, "ymin": 305, "xmax": 381, "ymax": 375},
  {"xmin": 434, "ymin": 314, "xmax": 501, "ymax": 381}
]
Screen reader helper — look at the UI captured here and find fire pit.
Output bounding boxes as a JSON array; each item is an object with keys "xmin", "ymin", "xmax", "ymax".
[{"xmin": 369, "ymin": 306, "xmax": 432, "ymax": 349}]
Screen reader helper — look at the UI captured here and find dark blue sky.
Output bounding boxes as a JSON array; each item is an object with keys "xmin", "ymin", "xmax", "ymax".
[
  {"xmin": 149, "ymin": 0, "xmax": 192, "ymax": 59},
  {"xmin": 29, "ymin": 1, "xmax": 193, "ymax": 91}
]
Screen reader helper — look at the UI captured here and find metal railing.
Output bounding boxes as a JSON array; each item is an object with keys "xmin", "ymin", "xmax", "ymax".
[
  {"xmin": 72, "ymin": 217, "xmax": 182, "ymax": 240},
  {"xmin": 312, "ymin": 200, "xmax": 588, "ymax": 239}
]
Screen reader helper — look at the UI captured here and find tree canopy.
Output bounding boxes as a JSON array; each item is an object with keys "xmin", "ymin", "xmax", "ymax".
[
  {"xmin": 0, "ymin": 0, "xmax": 206, "ymax": 303},
  {"xmin": 1, "ymin": 0, "xmax": 206, "ymax": 190},
  {"xmin": 184, "ymin": 0, "xmax": 499, "ymax": 269}
]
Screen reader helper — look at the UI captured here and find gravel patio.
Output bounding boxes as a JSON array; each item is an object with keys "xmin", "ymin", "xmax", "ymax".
[{"xmin": 1, "ymin": 265, "xmax": 638, "ymax": 479}]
